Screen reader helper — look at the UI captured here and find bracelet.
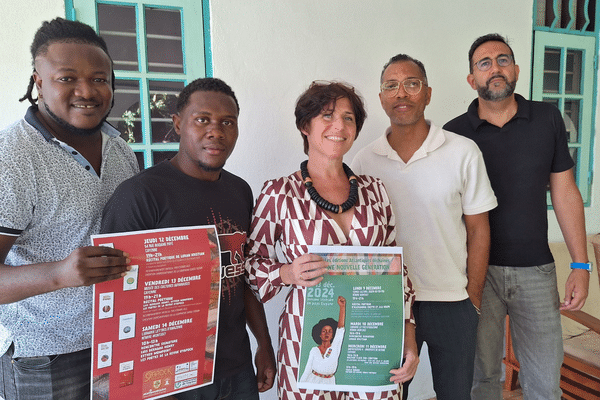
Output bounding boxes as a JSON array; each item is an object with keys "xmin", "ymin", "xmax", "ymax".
[{"xmin": 570, "ymin": 262, "xmax": 593, "ymax": 272}]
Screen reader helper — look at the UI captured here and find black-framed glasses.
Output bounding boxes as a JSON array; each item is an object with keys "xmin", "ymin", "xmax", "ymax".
[
  {"xmin": 380, "ymin": 79, "xmax": 426, "ymax": 97},
  {"xmin": 473, "ymin": 54, "xmax": 514, "ymax": 72}
]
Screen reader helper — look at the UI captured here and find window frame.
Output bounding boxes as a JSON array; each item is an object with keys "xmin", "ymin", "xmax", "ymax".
[
  {"xmin": 531, "ymin": 30, "xmax": 595, "ymax": 205},
  {"xmin": 65, "ymin": 0, "xmax": 212, "ymax": 169},
  {"xmin": 531, "ymin": 0, "xmax": 598, "ymax": 207}
]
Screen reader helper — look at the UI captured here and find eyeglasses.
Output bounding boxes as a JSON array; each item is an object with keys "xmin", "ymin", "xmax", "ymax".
[
  {"xmin": 310, "ymin": 80, "xmax": 356, "ymax": 91},
  {"xmin": 380, "ymin": 79, "xmax": 426, "ymax": 97},
  {"xmin": 473, "ymin": 54, "xmax": 513, "ymax": 72}
]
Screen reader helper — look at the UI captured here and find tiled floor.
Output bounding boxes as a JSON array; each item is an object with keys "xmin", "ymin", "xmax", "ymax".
[
  {"xmin": 502, "ymin": 387, "xmax": 524, "ymax": 399},
  {"xmin": 424, "ymin": 387, "xmax": 523, "ymax": 400}
]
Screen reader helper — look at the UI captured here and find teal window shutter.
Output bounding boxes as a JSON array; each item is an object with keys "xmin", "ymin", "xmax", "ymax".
[
  {"xmin": 532, "ymin": 0, "xmax": 597, "ymax": 206},
  {"xmin": 68, "ymin": 0, "xmax": 212, "ymax": 170}
]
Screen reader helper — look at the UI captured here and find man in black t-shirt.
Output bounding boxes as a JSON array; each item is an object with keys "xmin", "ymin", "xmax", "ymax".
[
  {"xmin": 444, "ymin": 34, "xmax": 590, "ymax": 400},
  {"xmin": 102, "ymin": 78, "xmax": 275, "ymax": 400}
]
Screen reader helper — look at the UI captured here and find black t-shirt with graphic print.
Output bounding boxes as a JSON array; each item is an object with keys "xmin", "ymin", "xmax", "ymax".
[{"xmin": 101, "ymin": 160, "xmax": 253, "ymax": 379}]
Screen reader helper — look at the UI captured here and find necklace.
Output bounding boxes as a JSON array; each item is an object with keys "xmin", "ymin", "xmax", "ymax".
[{"xmin": 300, "ymin": 160, "xmax": 358, "ymax": 214}]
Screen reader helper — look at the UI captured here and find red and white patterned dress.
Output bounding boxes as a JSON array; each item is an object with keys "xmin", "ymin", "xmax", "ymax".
[{"xmin": 246, "ymin": 173, "xmax": 415, "ymax": 400}]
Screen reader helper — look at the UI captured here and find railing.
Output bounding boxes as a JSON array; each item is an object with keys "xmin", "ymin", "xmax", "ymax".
[{"xmin": 535, "ymin": 0, "xmax": 595, "ymax": 33}]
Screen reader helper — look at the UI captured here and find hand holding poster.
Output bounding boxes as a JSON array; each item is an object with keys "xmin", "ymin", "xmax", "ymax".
[
  {"xmin": 91, "ymin": 225, "xmax": 220, "ymax": 400},
  {"xmin": 298, "ymin": 246, "xmax": 404, "ymax": 393}
]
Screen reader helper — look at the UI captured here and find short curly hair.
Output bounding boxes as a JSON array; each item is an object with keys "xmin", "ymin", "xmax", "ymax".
[
  {"xmin": 176, "ymin": 77, "xmax": 239, "ymax": 114},
  {"xmin": 380, "ymin": 54, "xmax": 428, "ymax": 84},
  {"xmin": 295, "ymin": 81, "xmax": 366, "ymax": 155}
]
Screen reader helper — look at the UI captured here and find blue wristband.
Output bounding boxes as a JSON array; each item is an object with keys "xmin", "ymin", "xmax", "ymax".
[{"xmin": 570, "ymin": 262, "xmax": 593, "ymax": 272}]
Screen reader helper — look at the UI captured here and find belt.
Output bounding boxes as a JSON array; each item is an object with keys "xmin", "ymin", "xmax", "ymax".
[{"xmin": 311, "ymin": 370, "xmax": 334, "ymax": 379}]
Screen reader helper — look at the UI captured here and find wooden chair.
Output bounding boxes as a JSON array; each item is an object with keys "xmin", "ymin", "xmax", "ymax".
[
  {"xmin": 503, "ymin": 316, "xmax": 519, "ymax": 391},
  {"xmin": 503, "ymin": 234, "xmax": 600, "ymax": 398},
  {"xmin": 560, "ymin": 309, "xmax": 600, "ymax": 399}
]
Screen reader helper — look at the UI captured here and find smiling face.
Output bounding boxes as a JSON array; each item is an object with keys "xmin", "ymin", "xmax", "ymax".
[
  {"xmin": 468, "ymin": 41, "xmax": 520, "ymax": 102},
  {"xmin": 34, "ymin": 41, "xmax": 113, "ymax": 138},
  {"xmin": 379, "ymin": 60, "xmax": 431, "ymax": 128},
  {"xmin": 172, "ymin": 90, "xmax": 239, "ymax": 181},
  {"xmin": 302, "ymin": 97, "xmax": 357, "ymax": 160}
]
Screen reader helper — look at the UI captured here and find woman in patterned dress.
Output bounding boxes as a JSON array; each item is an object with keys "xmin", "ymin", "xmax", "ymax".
[{"xmin": 246, "ymin": 81, "xmax": 418, "ymax": 400}]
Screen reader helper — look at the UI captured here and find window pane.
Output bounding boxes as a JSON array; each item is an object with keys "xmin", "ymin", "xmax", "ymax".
[
  {"xmin": 565, "ymin": 50, "xmax": 582, "ymax": 94},
  {"xmin": 564, "ymin": 99, "xmax": 581, "ymax": 142},
  {"xmin": 560, "ymin": 0, "xmax": 574, "ymax": 29},
  {"xmin": 535, "ymin": 0, "xmax": 548, "ymax": 27},
  {"xmin": 569, "ymin": 147, "xmax": 579, "ymax": 178},
  {"xmin": 97, "ymin": 3, "xmax": 138, "ymax": 71},
  {"xmin": 148, "ymin": 81, "xmax": 185, "ymax": 143},
  {"xmin": 575, "ymin": 0, "xmax": 588, "ymax": 30},
  {"xmin": 542, "ymin": 98, "xmax": 560, "ymax": 109},
  {"xmin": 153, "ymin": 151, "xmax": 178, "ymax": 165},
  {"xmin": 134, "ymin": 152, "xmax": 145, "ymax": 171},
  {"xmin": 543, "ymin": 48, "xmax": 560, "ymax": 93},
  {"xmin": 108, "ymin": 79, "xmax": 143, "ymax": 143},
  {"xmin": 145, "ymin": 8, "xmax": 184, "ymax": 73}
]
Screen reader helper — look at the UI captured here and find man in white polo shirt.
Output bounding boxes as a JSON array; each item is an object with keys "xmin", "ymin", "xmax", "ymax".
[{"xmin": 352, "ymin": 54, "xmax": 497, "ymax": 400}]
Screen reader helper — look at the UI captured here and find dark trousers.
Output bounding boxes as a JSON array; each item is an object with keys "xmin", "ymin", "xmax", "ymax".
[
  {"xmin": 402, "ymin": 299, "xmax": 478, "ymax": 400},
  {"xmin": 0, "ymin": 344, "xmax": 91, "ymax": 400},
  {"xmin": 174, "ymin": 363, "xmax": 259, "ymax": 400}
]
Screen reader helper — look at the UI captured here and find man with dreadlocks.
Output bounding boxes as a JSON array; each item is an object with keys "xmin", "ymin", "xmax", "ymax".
[{"xmin": 0, "ymin": 18, "xmax": 138, "ymax": 399}]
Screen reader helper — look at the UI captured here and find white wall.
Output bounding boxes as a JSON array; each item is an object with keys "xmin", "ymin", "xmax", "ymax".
[
  {"xmin": 0, "ymin": 1, "xmax": 65, "ymax": 129},
  {"xmin": 212, "ymin": 1, "xmax": 535, "ymax": 194},
  {"xmin": 1, "ymin": 1, "xmax": 598, "ymax": 399},
  {"xmin": 210, "ymin": 2, "xmax": 532, "ymax": 399},
  {"xmin": 208, "ymin": 1, "xmax": 599, "ymax": 245}
]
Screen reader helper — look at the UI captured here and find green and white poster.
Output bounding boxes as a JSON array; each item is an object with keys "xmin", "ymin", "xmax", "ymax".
[{"xmin": 298, "ymin": 246, "xmax": 405, "ymax": 392}]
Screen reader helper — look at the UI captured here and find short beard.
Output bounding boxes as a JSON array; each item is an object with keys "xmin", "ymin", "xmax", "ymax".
[
  {"xmin": 44, "ymin": 103, "xmax": 107, "ymax": 136},
  {"xmin": 197, "ymin": 161, "xmax": 225, "ymax": 173},
  {"xmin": 477, "ymin": 76, "xmax": 517, "ymax": 101}
]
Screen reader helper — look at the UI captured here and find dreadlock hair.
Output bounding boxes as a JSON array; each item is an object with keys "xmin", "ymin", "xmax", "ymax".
[{"xmin": 20, "ymin": 17, "xmax": 114, "ymax": 105}]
